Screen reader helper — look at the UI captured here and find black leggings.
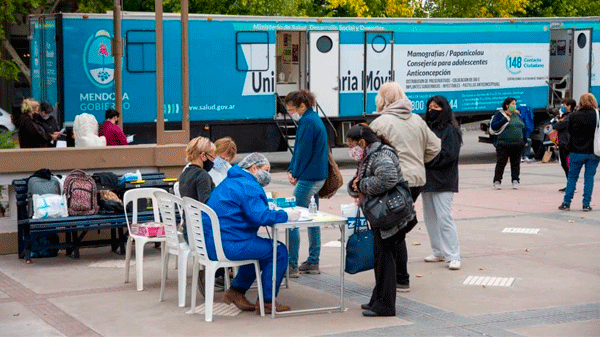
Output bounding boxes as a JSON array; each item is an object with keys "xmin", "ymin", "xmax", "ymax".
[{"xmin": 494, "ymin": 143, "xmax": 525, "ymax": 183}]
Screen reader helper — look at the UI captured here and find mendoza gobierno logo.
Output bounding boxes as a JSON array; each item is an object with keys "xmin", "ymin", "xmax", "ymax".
[{"xmin": 83, "ymin": 30, "xmax": 114, "ymax": 88}]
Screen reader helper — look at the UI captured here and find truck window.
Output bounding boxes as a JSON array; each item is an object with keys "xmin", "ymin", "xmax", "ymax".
[
  {"xmin": 126, "ymin": 30, "xmax": 156, "ymax": 73},
  {"xmin": 236, "ymin": 31, "xmax": 269, "ymax": 72}
]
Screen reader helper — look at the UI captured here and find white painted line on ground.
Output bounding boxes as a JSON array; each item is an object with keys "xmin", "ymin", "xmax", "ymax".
[
  {"xmin": 502, "ymin": 228, "xmax": 540, "ymax": 234},
  {"xmin": 194, "ymin": 303, "xmax": 241, "ymax": 316},
  {"xmin": 464, "ymin": 276, "xmax": 515, "ymax": 287},
  {"xmin": 89, "ymin": 260, "xmax": 133, "ymax": 268},
  {"xmin": 323, "ymin": 241, "xmax": 341, "ymax": 248}
]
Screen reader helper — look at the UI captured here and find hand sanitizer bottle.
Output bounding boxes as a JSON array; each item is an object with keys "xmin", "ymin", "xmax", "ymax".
[{"xmin": 308, "ymin": 196, "xmax": 318, "ymax": 214}]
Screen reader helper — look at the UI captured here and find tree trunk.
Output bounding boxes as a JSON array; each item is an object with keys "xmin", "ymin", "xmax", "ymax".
[{"xmin": 1, "ymin": 39, "xmax": 31, "ymax": 85}]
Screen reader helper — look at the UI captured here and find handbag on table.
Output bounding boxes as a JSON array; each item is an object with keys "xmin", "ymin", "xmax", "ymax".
[{"xmin": 345, "ymin": 210, "xmax": 374, "ymax": 274}]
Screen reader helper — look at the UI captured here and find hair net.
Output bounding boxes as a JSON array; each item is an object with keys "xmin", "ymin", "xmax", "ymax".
[{"xmin": 238, "ymin": 152, "xmax": 269, "ymax": 169}]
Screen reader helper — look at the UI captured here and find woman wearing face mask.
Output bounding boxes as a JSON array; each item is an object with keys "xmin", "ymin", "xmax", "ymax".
[
  {"xmin": 422, "ymin": 96, "xmax": 463, "ymax": 270},
  {"xmin": 346, "ymin": 123, "xmax": 407, "ymax": 317},
  {"xmin": 283, "ymin": 90, "xmax": 329, "ymax": 277},
  {"xmin": 34, "ymin": 102, "xmax": 60, "ymax": 147},
  {"xmin": 208, "ymin": 137, "xmax": 238, "ymax": 186},
  {"xmin": 552, "ymin": 98, "xmax": 576, "ymax": 191},
  {"xmin": 205, "ymin": 153, "xmax": 299, "ymax": 313},
  {"xmin": 490, "ymin": 97, "xmax": 527, "ymax": 190},
  {"xmin": 178, "ymin": 136, "xmax": 216, "ymax": 204}
]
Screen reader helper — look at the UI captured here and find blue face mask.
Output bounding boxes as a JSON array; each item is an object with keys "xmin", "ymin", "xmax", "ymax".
[
  {"xmin": 213, "ymin": 156, "xmax": 227, "ymax": 169},
  {"xmin": 255, "ymin": 169, "xmax": 271, "ymax": 187},
  {"xmin": 560, "ymin": 106, "xmax": 567, "ymax": 114}
]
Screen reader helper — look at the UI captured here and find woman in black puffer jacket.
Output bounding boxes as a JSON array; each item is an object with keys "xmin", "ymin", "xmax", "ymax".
[{"xmin": 347, "ymin": 123, "xmax": 413, "ymax": 317}]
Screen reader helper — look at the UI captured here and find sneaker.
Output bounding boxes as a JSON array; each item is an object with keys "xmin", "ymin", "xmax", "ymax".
[
  {"xmin": 583, "ymin": 205, "xmax": 592, "ymax": 212},
  {"xmin": 396, "ymin": 283, "xmax": 410, "ymax": 292},
  {"xmin": 424, "ymin": 255, "xmax": 445, "ymax": 262},
  {"xmin": 298, "ymin": 261, "xmax": 321, "ymax": 274},
  {"xmin": 449, "ymin": 260, "xmax": 461, "ymax": 270},
  {"xmin": 493, "ymin": 181, "xmax": 501, "ymax": 190},
  {"xmin": 288, "ymin": 267, "xmax": 300, "ymax": 278},
  {"xmin": 558, "ymin": 203, "xmax": 570, "ymax": 211},
  {"xmin": 214, "ymin": 275, "xmax": 225, "ymax": 291},
  {"xmin": 512, "ymin": 180, "xmax": 520, "ymax": 190},
  {"xmin": 558, "ymin": 187, "xmax": 566, "ymax": 192}
]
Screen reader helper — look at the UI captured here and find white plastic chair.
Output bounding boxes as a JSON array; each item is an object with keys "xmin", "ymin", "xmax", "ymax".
[
  {"xmin": 154, "ymin": 190, "xmax": 192, "ymax": 308},
  {"xmin": 550, "ymin": 73, "xmax": 570, "ymax": 106},
  {"xmin": 123, "ymin": 187, "xmax": 166, "ymax": 291},
  {"xmin": 182, "ymin": 197, "xmax": 265, "ymax": 322}
]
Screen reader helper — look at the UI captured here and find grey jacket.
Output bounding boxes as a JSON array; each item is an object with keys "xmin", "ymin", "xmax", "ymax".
[{"xmin": 349, "ymin": 142, "xmax": 411, "ymax": 239}]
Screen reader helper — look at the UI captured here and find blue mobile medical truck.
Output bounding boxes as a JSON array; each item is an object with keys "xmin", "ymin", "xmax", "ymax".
[{"xmin": 29, "ymin": 13, "xmax": 600, "ymax": 151}]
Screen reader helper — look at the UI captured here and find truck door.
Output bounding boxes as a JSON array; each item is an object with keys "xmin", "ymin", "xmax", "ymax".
[
  {"xmin": 364, "ymin": 31, "xmax": 393, "ymax": 114},
  {"xmin": 572, "ymin": 29, "xmax": 592, "ymax": 101},
  {"xmin": 309, "ymin": 31, "xmax": 339, "ymax": 117}
]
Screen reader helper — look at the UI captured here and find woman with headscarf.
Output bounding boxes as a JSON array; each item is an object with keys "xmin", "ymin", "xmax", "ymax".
[
  {"xmin": 206, "ymin": 153, "xmax": 299, "ymax": 314},
  {"xmin": 422, "ymin": 96, "xmax": 463, "ymax": 270},
  {"xmin": 369, "ymin": 82, "xmax": 441, "ymax": 292}
]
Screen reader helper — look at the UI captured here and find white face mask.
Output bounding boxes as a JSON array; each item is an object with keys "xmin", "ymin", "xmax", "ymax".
[{"xmin": 290, "ymin": 112, "xmax": 300, "ymax": 121}]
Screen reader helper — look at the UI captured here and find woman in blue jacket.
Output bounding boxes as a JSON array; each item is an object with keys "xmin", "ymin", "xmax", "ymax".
[
  {"xmin": 205, "ymin": 153, "xmax": 299, "ymax": 313},
  {"xmin": 284, "ymin": 90, "xmax": 329, "ymax": 277}
]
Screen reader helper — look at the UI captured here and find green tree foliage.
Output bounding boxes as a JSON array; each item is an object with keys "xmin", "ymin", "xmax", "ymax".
[
  {"xmin": 426, "ymin": 0, "xmax": 529, "ymax": 18},
  {"xmin": 522, "ymin": 0, "xmax": 600, "ymax": 17},
  {"xmin": 0, "ymin": 0, "xmax": 45, "ymax": 80}
]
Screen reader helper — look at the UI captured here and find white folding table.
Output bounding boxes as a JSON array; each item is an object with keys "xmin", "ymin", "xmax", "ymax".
[{"xmin": 270, "ymin": 209, "xmax": 347, "ymax": 318}]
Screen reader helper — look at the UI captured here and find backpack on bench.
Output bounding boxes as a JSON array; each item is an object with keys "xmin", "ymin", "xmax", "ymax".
[{"xmin": 64, "ymin": 170, "xmax": 99, "ymax": 216}]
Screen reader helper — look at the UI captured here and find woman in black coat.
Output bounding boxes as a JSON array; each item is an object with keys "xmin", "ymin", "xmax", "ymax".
[
  {"xmin": 552, "ymin": 98, "xmax": 576, "ymax": 191},
  {"xmin": 558, "ymin": 93, "xmax": 600, "ymax": 212},
  {"xmin": 422, "ymin": 96, "xmax": 463, "ymax": 270}
]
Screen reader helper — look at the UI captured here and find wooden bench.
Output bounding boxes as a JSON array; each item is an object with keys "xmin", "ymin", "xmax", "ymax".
[{"xmin": 13, "ymin": 172, "xmax": 174, "ymax": 262}]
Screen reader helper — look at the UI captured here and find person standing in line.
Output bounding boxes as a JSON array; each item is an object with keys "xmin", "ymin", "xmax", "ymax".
[
  {"xmin": 346, "ymin": 124, "xmax": 408, "ymax": 317},
  {"xmin": 284, "ymin": 90, "xmax": 329, "ymax": 277},
  {"xmin": 422, "ymin": 96, "xmax": 463, "ymax": 270},
  {"xmin": 34, "ymin": 102, "xmax": 60, "ymax": 147},
  {"xmin": 490, "ymin": 97, "xmax": 527, "ymax": 190},
  {"xmin": 17, "ymin": 98, "xmax": 60, "ymax": 148},
  {"xmin": 208, "ymin": 137, "xmax": 238, "ymax": 186},
  {"xmin": 98, "ymin": 109, "xmax": 128, "ymax": 146},
  {"xmin": 552, "ymin": 98, "xmax": 576, "ymax": 192},
  {"xmin": 369, "ymin": 82, "xmax": 441, "ymax": 292},
  {"xmin": 558, "ymin": 93, "xmax": 600, "ymax": 212}
]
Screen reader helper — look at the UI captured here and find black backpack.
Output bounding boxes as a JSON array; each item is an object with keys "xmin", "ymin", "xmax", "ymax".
[{"xmin": 92, "ymin": 172, "xmax": 125, "ymax": 198}]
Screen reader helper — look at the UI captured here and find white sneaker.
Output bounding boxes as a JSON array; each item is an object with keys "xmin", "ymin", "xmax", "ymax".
[
  {"xmin": 424, "ymin": 255, "xmax": 445, "ymax": 262},
  {"xmin": 493, "ymin": 181, "xmax": 501, "ymax": 190},
  {"xmin": 512, "ymin": 180, "xmax": 520, "ymax": 190},
  {"xmin": 449, "ymin": 260, "xmax": 461, "ymax": 270}
]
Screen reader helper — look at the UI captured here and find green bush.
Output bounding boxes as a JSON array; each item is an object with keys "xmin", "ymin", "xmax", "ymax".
[{"xmin": 0, "ymin": 131, "xmax": 16, "ymax": 149}]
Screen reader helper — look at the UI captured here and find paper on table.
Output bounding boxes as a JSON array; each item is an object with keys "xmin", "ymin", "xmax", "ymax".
[
  {"xmin": 127, "ymin": 134, "xmax": 135, "ymax": 143},
  {"xmin": 56, "ymin": 140, "xmax": 67, "ymax": 148}
]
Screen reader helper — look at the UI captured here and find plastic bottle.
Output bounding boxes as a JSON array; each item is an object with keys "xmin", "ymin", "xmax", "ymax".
[
  {"xmin": 308, "ymin": 196, "xmax": 317, "ymax": 214},
  {"xmin": 135, "ymin": 169, "xmax": 142, "ymax": 181}
]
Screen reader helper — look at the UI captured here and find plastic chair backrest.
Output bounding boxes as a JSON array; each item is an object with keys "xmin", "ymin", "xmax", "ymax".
[
  {"xmin": 182, "ymin": 197, "xmax": 228, "ymax": 262},
  {"xmin": 123, "ymin": 188, "xmax": 163, "ymax": 233},
  {"xmin": 153, "ymin": 190, "xmax": 183, "ymax": 251}
]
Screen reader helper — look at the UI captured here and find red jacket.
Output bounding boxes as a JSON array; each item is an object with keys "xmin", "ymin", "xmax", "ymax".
[{"xmin": 98, "ymin": 120, "xmax": 128, "ymax": 146}]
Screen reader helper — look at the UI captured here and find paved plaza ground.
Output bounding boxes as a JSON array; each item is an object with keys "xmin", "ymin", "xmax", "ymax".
[{"xmin": 0, "ymin": 159, "xmax": 599, "ymax": 336}]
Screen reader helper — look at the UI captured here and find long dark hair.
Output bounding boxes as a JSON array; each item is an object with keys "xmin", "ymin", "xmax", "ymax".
[
  {"xmin": 346, "ymin": 123, "xmax": 395, "ymax": 150},
  {"xmin": 425, "ymin": 95, "xmax": 461, "ymax": 133}
]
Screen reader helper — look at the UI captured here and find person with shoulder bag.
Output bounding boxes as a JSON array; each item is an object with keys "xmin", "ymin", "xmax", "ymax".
[
  {"xmin": 422, "ymin": 96, "xmax": 463, "ymax": 270},
  {"xmin": 558, "ymin": 93, "xmax": 600, "ymax": 212},
  {"xmin": 346, "ymin": 123, "xmax": 412, "ymax": 317},
  {"xmin": 369, "ymin": 82, "xmax": 441, "ymax": 293}
]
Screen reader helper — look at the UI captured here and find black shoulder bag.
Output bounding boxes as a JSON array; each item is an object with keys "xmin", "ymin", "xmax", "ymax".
[{"xmin": 360, "ymin": 145, "xmax": 415, "ymax": 231}]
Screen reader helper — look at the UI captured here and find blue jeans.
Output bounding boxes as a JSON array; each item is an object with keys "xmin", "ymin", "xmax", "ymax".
[
  {"xmin": 563, "ymin": 153, "xmax": 600, "ymax": 207},
  {"xmin": 225, "ymin": 237, "xmax": 288, "ymax": 302},
  {"xmin": 288, "ymin": 179, "xmax": 325, "ymax": 268}
]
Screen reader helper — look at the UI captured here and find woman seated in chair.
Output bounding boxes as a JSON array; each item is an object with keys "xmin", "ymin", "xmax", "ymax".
[{"xmin": 205, "ymin": 153, "xmax": 299, "ymax": 314}]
